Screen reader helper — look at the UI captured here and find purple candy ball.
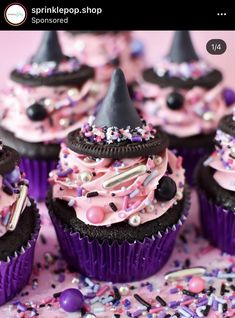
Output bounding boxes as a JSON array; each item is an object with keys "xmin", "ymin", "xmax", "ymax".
[
  {"xmin": 223, "ymin": 88, "xmax": 235, "ymax": 106},
  {"xmin": 59, "ymin": 288, "xmax": 84, "ymax": 312}
]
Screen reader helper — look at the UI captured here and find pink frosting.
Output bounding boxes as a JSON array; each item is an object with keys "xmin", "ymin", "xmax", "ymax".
[
  {"xmin": 49, "ymin": 144, "xmax": 185, "ymax": 227},
  {"xmin": 136, "ymin": 82, "xmax": 228, "ymax": 137},
  {"xmin": 205, "ymin": 129, "xmax": 235, "ymax": 191},
  {"xmin": 61, "ymin": 32, "xmax": 145, "ymax": 83},
  {"xmin": 0, "ymin": 81, "xmax": 107, "ymax": 143}
]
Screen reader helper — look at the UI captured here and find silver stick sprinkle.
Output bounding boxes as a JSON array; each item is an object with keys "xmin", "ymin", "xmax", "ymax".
[{"xmin": 7, "ymin": 185, "xmax": 28, "ymax": 231}]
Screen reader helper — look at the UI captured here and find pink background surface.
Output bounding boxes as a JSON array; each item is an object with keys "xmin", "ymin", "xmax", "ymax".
[{"xmin": 0, "ymin": 31, "xmax": 235, "ymax": 86}]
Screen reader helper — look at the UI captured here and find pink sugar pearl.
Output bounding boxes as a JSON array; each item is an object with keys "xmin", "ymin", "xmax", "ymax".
[
  {"xmin": 188, "ymin": 277, "xmax": 205, "ymax": 293},
  {"xmin": 86, "ymin": 206, "xmax": 105, "ymax": 224}
]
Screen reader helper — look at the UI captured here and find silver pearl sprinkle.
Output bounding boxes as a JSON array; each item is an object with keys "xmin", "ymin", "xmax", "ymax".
[
  {"xmin": 128, "ymin": 214, "xmax": 141, "ymax": 227},
  {"xmin": 119, "ymin": 286, "xmax": 129, "ymax": 296},
  {"xmin": 79, "ymin": 171, "xmax": 93, "ymax": 183}
]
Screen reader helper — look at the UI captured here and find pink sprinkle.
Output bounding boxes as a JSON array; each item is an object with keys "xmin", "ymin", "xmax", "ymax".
[
  {"xmin": 149, "ymin": 307, "xmax": 163, "ymax": 314},
  {"xmin": 83, "ymin": 303, "xmax": 91, "ymax": 312},
  {"xmin": 123, "ymin": 196, "xmax": 128, "ymax": 210},
  {"xmin": 96, "ymin": 285, "xmax": 109, "ymax": 296},
  {"xmin": 180, "ymin": 299, "xmax": 194, "ymax": 306},
  {"xmin": 132, "ymin": 200, "xmax": 142, "ymax": 209},
  {"xmin": 176, "ymin": 156, "xmax": 183, "ymax": 169},
  {"xmin": 200, "ymin": 245, "xmax": 214, "ymax": 255},
  {"xmin": 42, "ymin": 296, "xmax": 53, "ymax": 304}
]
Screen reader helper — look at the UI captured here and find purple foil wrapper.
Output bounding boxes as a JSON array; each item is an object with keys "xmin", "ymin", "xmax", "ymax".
[
  {"xmin": 0, "ymin": 201, "xmax": 40, "ymax": 305},
  {"xmin": 48, "ymin": 189, "xmax": 190, "ymax": 283},
  {"xmin": 20, "ymin": 157, "xmax": 57, "ymax": 202},
  {"xmin": 171, "ymin": 147, "xmax": 211, "ymax": 186},
  {"xmin": 198, "ymin": 189, "xmax": 235, "ymax": 255}
]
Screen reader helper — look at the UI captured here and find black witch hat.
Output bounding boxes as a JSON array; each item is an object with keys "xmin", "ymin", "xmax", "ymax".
[
  {"xmin": 67, "ymin": 68, "xmax": 168, "ymax": 159},
  {"xmin": 143, "ymin": 31, "xmax": 222, "ymax": 89},
  {"xmin": 31, "ymin": 31, "xmax": 65, "ymax": 64},
  {"xmin": 10, "ymin": 31, "xmax": 94, "ymax": 87},
  {"xmin": 0, "ymin": 142, "xmax": 20, "ymax": 176}
]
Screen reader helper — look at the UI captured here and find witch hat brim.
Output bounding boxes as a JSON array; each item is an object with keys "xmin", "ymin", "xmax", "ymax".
[
  {"xmin": 143, "ymin": 31, "xmax": 222, "ymax": 89},
  {"xmin": 0, "ymin": 145, "xmax": 20, "ymax": 175},
  {"xmin": 218, "ymin": 114, "xmax": 235, "ymax": 136}
]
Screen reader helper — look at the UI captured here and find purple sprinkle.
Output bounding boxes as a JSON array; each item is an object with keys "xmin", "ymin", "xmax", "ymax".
[
  {"xmin": 169, "ymin": 301, "xmax": 180, "ymax": 308},
  {"xmin": 17, "ymin": 303, "xmax": 27, "ymax": 312},
  {"xmin": 57, "ymin": 168, "xmax": 73, "ymax": 178},
  {"xmin": 58, "ymin": 273, "xmax": 65, "ymax": 283},
  {"xmin": 212, "ymin": 299, "xmax": 218, "ymax": 311},
  {"xmin": 158, "ymin": 312, "xmax": 166, "ymax": 318},
  {"xmin": 196, "ymin": 297, "xmax": 208, "ymax": 307},
  {"xmin": 131, "ymin": 136, "xmax": 142, "ymax": 142},
  {"xmin": 132, "ymin": 309, "xmax": 143, "ymax": 317},
  {"xmin": 181, "ymin": 306, "xmax": 195, "ymax": 316},
  {"xmin": 170, "ymin": 288, "xmax": 179, "ymax": 294},
  {"xmin": 77, "ymin": 187, "xmax": 83, "ymax": 197}
]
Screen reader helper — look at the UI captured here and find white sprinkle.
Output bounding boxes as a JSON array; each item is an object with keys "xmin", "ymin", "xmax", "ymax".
[
  {"xmin": 129, "ymin": 189, "xmax": 140, "ymax": 198},
  {"xmin": 196, "ymin": 306, "xmax": 206, "ymax": 317},
  {"xmin": 208, "ymin": 294, "xmax": 214, "ymax": 306},
  {"xmin": 89, "ymin": 296, "xmax": 99, "ymax": 304},
  {"xmin": 143, "ymin": 170, "xmax": 158, "ymax": 186},
  {"xmin": 85, "ymin": 277, "xmax": 94, "ymax": 287},
  {"xmin": 93, "ymin": 305, "xmax": 105, "ymax": 313},
  {"xmin": 68, "ymin": 199, "xmax": 75, "ymax": 207},
  {"xmin": 218, "ymin": 303, "xmax": 223, "ymax": 314},
  {"xmin": 218, "ymin": 272, "xmax": 235, "ymax": 279}
]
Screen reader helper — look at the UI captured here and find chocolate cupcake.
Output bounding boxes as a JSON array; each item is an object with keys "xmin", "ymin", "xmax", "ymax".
[
  {"xmin": 47, "ymin": 68, "xmax": 190, "ymax": 283},
  {"xmin": 0, "ymin": 31, "xmax": 107, "ymax": 201},
  {"xmin": 0, "ymin": 141, "xmax": 40, "ymax": 305},
  {"xmin": 196, "ymin": 113, "xmax": 235, "ymax": 255},
  {"xmin": 136, "ymin": 31, "xmax": 234, "ymax": 184},
  {"xmin": 61, "ymin": 31, "xmax": 145, "ymax": 83}
]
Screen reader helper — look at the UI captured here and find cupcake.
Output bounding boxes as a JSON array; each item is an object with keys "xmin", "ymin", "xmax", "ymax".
[
  {"xmin": 136, "ymin": 31, "xmax": 233, "ymax": 184},
  {"xmin": 0, "ymin": 140, "xmax": 40, "ymax": 305},
  {"xmin": 47, "ymin": 68, "xmax": 190, "ymax": 283},
  {"xmin": 61, "ymin": 31, "xmax": 145, "ymax": 83},
  {"xmin": 0, "ymin": 31, "xmax": 107, "ymax": 201},
  {"xmin": 196, "ymin": 113, "xmax": 235, "ymax": 255}
]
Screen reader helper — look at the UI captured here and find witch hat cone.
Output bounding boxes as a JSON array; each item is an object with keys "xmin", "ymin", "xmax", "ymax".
[
  {"xmin": 167, "ymin": 31, "xmax": 199, "ymax": 63},
  {"xmin": 94, "ymin": 68, "xmax": 142, "ymax": 129},
  {"xmin": 31, "ymin": 31, "xmax": 65, "ymax": 64}
]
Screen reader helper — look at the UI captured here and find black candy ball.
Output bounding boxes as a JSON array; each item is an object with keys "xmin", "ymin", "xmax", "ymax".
[
  {"xmin": 26, "ymin": 103, "xmax": 48, "ymax": 121},
  {"xmin": 154, "ymin": 176, "xmax": 177, "ymax": 201},
  {"xmin": 166, "ymin": 92, "xmax": 184, "ymax": 110}
]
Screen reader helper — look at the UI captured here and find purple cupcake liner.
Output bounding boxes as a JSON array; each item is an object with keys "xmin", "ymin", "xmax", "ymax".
[
  {"xmin": 0, "ymin": 201, "xmax": 40, "ymax": 305},
  {"xmin": 198, "ymin": 190, "xmax": 235, "ymax": 255},
  {"xmin": 171, "ymin": 147, "xmax": 210, "ymax": 186},
  {"xmin": 48, "ymin": 188, "xmax": 190, "ymax": 283},
  {"xmin": 20, "ymin": 157, "xmax": 57, "ymax": 202}
]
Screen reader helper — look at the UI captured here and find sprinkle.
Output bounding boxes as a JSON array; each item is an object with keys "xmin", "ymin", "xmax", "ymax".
[
  {"xmin": 156, "ymin": 296, "xmax": 167, "ymax": 307},
  {"xmin": 96, "ymin": 285, "xmax": 109, "ymax": 297},
  {"xmin": 218, "ymin": 272, "xmax": 235, "ymax": 279},
  {"xmin": 77, "ymin": 187, "xmax": 83, "ymax": 197},
  {"xmin": 182, "ymin": 289, "xmax": 197, "ymax": 297},
  {"xmin": 103, "ymin": 165, "xmax": 147, "ymax": 189},
  {"xmin": 143, "ymin": 170, "xmax": 158, "ymax": 186},
  {"xmin": 164, "ymin": 267, "xmax": 206, "ymax": 281},
  {"xmin": 134, "ymin": 294, "xmax": 151, "ymax": 310},
  {"xmin": 68, "ymin": 199, "xmax": 75, "ymax": 207},
  {"xmin": 87, "ymin": 191, "xmax": 99, "ymax": 198},
  {"xmin": 129, "ymin": 189, "xmax": 140, "ymax": 198},
  {"xmin": 57, "ymin": 168, "xmax": 73, "ymax": 178},
  {"xmin": 123, "ymin": 196, "xmax": 129, "ymax": 210},
  {"xmin": 109, "ymin": 202, "xmax": 118, "ymax": 212}
]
